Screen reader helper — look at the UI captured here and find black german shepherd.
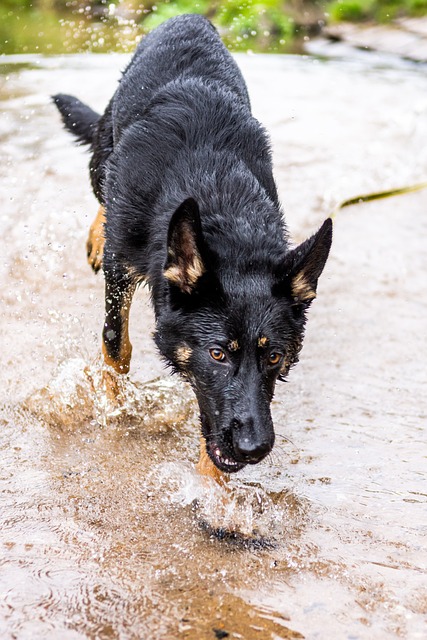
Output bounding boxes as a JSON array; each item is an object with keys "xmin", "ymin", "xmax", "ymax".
[{"xmin": 53, "ymin": 14, "xmax": 332, "ymax": 483}]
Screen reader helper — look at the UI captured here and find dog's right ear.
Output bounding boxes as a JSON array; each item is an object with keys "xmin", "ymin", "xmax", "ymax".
[{"xmin": 164, "ymin": 198, "xmax": 207, "ymax": 294}]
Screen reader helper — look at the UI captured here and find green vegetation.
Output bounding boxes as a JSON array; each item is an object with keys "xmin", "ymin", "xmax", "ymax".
[
  {"xmin": 0, "ymin": 0, "xmax": 426, "ymax": 55},
  {"xmin": 0, "ymin": 8, "xmax": 141, "ymax": 54},
  {"xmin": 326, "ymin": 0, "xmax": 427, "ymax": 22},
  {"xmin": 142, "ymin": 0, "xmax": 297, "ymax": 51},
  {"xmin": 0, "ymin": 0, "xmax": 316, "ymax": 55}
]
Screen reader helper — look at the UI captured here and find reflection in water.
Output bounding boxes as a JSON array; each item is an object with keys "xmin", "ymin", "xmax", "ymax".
[{"xmin": 1, "ymin": 53, "xmax": 427, "ymax": 638}]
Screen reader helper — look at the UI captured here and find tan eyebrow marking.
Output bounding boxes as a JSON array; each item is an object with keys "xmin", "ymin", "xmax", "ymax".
[
  {"xmin": 175, "ymin": 344, "xmax": 192, "ymax": 366},
  {"xmin": 228, "ymin": 340, "xmax": 239, "ymax": 352},
  {"xmin": 258, "ymin": 336, "xmax": 269, "ymax": 348}
]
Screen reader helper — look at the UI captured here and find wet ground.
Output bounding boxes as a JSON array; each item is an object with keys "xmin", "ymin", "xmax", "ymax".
[
  {"xmin": 1, "ymin": 51, "xmax": 426, "ymax": 639},
  {"xmin": 320, "ymin": 17, "xmax": 427, "ymax": 63}
]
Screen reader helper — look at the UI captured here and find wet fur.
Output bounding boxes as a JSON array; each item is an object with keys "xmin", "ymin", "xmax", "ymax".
[{"xmin": 53, "ymin": 14, "xmax": 332, "ymax": 476}]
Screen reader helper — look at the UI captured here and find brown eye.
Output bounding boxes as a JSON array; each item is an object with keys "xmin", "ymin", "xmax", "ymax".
[
  {"xmin": 268, "ymin": 352, "xmax": 282, "ymax": 366},
  {"xmin": 210, "ymin": 348, "xmax": 226, "ymax": 362}
]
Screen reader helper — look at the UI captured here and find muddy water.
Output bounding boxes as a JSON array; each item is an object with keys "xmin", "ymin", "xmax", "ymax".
[{"xmin": 1, "ymin": 52, "xmax": 426, "ymax": 639}]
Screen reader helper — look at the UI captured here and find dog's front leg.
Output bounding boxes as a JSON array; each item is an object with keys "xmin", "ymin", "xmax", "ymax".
[{"xmin": 101, "ymin": 270, "xmax": 136, "ymax": 401}]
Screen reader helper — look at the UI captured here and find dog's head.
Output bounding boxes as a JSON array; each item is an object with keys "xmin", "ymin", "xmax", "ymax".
[{"xmin": 155, "ymin": 198, "xmax": 332, "ymax": 473}]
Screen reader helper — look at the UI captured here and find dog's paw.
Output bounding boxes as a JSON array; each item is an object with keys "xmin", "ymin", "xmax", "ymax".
[
  {"xmin": 196, "ymin": 511, "xmax": 277, "ymax": 549},
  {"xmin": 85, "ymin": 362, "xmax": 124, "ymax": 408}
]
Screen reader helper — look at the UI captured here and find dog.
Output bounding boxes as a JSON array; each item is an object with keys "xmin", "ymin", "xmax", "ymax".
[{"xmin": 53, "ymin": 14, "xmax": 332, "ymax": 485}]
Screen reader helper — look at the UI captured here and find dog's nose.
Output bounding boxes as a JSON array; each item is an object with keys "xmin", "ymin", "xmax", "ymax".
[
  {"xmin": 235, "ymin": 438, "xmax": 271, "ymax": 463},
  {"xmin": 232, "ymin": 416, "xmax": 273, "ymax": 464}
]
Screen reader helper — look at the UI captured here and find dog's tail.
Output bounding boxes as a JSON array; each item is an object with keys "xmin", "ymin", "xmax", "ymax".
[{"xmin": 52, "ymin": 93, "xmax": 100, "ymax": 147}]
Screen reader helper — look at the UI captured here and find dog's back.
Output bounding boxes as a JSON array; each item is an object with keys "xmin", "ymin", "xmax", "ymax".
[
  {"xmin": 91, "ymin": 14, "xmax": 281, "ymax": 279},
  {"xmin": 113, "ymin": 14, "xmax": 250, "ymax": 139}
]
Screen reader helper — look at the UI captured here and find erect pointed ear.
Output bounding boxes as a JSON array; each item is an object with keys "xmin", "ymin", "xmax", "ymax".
[
  {"xmin": 282, "ymin": 218, "xmax": 333, "ymax": 304},
  {"xmin": 163, "ymin": 198, "xmax": 207, "ymax": 294}
]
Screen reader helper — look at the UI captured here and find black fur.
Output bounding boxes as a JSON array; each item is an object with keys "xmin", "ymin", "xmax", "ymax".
[
  {"xmin": 53, "ymin": 14, "xmax": 332, "ymax": 473},
  {"xmin": 52, "ymin": 94, "xmax": 99, "ymax": 146}
]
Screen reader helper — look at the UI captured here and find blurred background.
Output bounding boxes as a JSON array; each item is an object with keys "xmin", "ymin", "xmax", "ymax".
[{"xmin": 2, "ymin": 0, "xmax": 427, "ymax": 56}]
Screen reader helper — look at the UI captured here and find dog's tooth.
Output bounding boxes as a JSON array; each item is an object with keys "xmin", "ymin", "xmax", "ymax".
[{"xmin": 215, "ymin": 448, "xmax": 221, "ymax": 458}]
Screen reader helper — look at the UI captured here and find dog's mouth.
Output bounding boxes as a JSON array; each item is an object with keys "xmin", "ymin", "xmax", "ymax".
[{"xmin": 206, "ymin": 439, "xmax": 246, "ymax": 474}]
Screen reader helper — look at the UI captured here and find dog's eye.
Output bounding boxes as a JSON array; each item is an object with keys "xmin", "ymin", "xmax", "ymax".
[
  {"xmin": 268, "ymin": 352, "xmax": 282, "ymax": 366},
  {"xmin": 210, "ymin": 348, "xmax": 226, "ymax": 362}
]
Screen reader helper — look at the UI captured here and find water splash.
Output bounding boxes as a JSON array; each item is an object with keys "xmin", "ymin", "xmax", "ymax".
[
  {"xmin": 24, "ymin": 357, "xmax": 197, "ymax": 433},
  {"xmin": 24, "ymin": 357, "xmax": 307, "ymax": 543},
  {"xmin": 146, "ymin": 460, "xmax": 307, "ymax": 543}
]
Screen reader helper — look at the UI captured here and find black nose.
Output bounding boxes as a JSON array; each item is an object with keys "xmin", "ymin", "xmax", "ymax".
[{"xmin": 232, "ymin": 416, "xmax": 274, "ymax": 464}]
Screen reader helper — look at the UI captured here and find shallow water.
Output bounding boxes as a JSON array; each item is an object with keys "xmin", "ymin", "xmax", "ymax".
[{"xmin": 1, "ymin": 52, "xmax": 426, "ymax": 639}]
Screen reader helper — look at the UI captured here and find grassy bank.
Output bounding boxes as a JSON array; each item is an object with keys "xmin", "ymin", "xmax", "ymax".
[
  {"xmin": 326, "ymin": 0, "xmax": 427, "ymax": 23},
  {"xmin": 1, "ymin": 0, "xmax": 427, "ymax": 55},
  {"xmin": 0, "ymin": 0, "xmax": 321, "ymax": 56}
]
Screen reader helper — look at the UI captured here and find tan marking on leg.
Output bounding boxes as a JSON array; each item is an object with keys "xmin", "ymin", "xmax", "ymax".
[
  {"xmin": 99, "ymin": 363, "xmax": 122, "ymax": 404},
  {"xmin": 196, "ymin": 437, "xmax": 227, "ymax": 485},
  {"xmin": 102, "ymin": 298, "xmax": 133, "ymax": 375},
  {"xmin": 101, "ymin": 298, "xmax": 132, "ymax": 404},
  {"xmin": 102, "ymin": 338, "xmax": 132, "ymax": 374},
  {"xmin": 87, "ymin": 205, "xmax": 106, "ymax": 273}
]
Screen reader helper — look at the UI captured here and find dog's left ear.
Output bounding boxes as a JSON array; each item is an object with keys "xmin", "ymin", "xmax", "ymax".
[
  {"xmin": 279, "ymin": 218, "xmax": 333, "ymax": 304},
  {"xmin": 164, "ymin": 198, "xmax": 207, "ymax": 294}
]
